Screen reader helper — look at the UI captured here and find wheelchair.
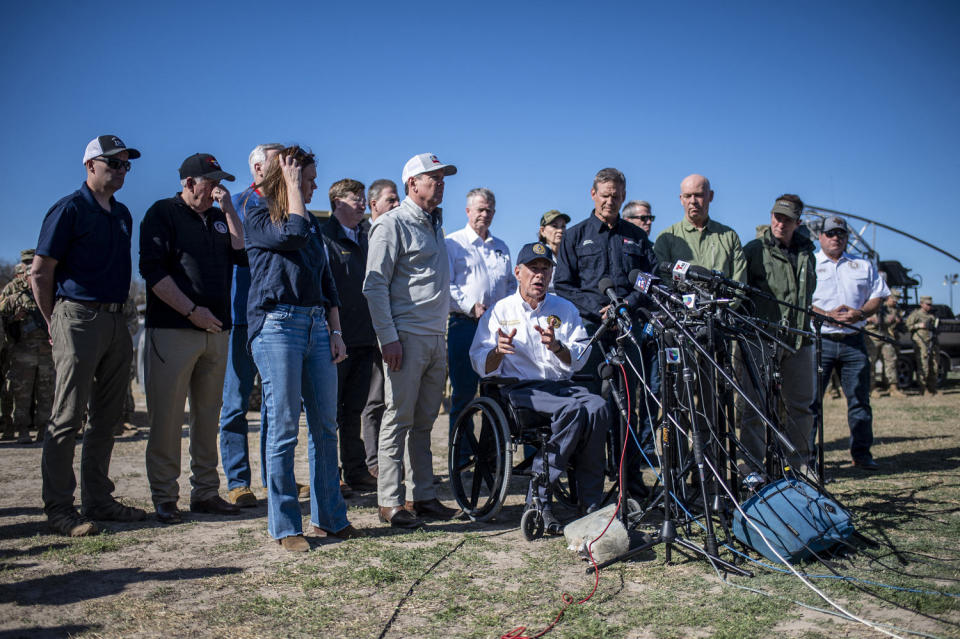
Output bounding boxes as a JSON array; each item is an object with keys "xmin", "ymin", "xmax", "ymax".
[{"xmin": 447, "ymin": 376, "xmax": 616, "ymax": 540}]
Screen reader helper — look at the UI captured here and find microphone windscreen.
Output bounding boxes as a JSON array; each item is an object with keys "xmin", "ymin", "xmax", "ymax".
[{"xmin": 597, "ymin": 277, "xmax": 615, "ymax": 293}]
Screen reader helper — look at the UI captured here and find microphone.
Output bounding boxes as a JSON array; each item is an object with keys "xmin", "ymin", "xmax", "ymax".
[
  {"xmin": 632, "ymin": 268, "xmax": 685, "ymax": 308},
  {"xmin": 598, "ymin": 277, "xmax": 633, "ymax": 331},
  {"xmin": 669, "ymin": 260, "xmax": 750, "ymax": 293}
]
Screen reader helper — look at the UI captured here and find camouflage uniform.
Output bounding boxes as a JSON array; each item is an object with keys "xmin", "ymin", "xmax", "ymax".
[
  {"xmin": 866, "ymin": 301, "xmax": 904, "ymax": 396},
  {"xmin": 906, "ymin": 300, "xmax": 939, "ymax": 395},
  {"xmin": 0, "ymin": 259, "xmax": 55, "ymax": 443},
  {"xmin": 0, "ymin": 310, "xmax": 10, "ymax": 439}
]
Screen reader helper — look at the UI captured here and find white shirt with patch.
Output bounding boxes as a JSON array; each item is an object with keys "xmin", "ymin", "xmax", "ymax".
[
  {"xmin": 812, "ymin": 250, "xmax": 890, "ymax": 335},
  {"xmin": 446, "ymin": 226, "xmax": 515, "ymax": 315},
  {"xmin": 469, "ymin": 291, "xmax": 590, "ymax": 381}
]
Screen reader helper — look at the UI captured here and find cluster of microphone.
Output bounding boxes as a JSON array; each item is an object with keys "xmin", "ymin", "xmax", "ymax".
[{"xmin": 592, "ymin": 260, "xmax": 761, "ymax": 341}]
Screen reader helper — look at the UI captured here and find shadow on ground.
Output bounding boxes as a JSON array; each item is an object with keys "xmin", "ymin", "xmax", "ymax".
[{"xmin": 0, "ymin": 566, "xmax": 242, "ymax": 606}]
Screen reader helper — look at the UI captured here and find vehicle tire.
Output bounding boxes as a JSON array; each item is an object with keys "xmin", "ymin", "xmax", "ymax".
[
  {"xmin": 937, "ymin": 352, "xmax": 951, "ymax": 387},
  {"xmin": 896, "ymin": 356, "xmax": 915, "ymax": 389}
]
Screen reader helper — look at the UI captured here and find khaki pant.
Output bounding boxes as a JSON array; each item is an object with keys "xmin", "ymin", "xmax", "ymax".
[
  {"xmin": 377, "ymin": 332, "xmax": 446, "ymax": 507},
  {"xmin": 145, "ymin": 327, "xmax": 229, "ymax": 505},
  {"xmin": 41, "ymin": 300, "xmax": 131, "ymax": 516}
]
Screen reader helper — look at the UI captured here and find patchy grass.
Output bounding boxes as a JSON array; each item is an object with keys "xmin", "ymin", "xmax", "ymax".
[{"xmin": 1, "ymin": 380, "xmax": 959, "ymax": 638}]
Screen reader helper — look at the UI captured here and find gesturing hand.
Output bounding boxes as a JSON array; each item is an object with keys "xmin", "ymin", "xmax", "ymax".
[
  {"xmin": 533, "ymin": 323, "xmax": 557, "ymax": 351},
  {"xmin": 496, "ymin": 328, "xmax": 517, "ymax": 355}
]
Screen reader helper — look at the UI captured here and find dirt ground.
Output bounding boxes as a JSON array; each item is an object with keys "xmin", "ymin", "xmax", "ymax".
[{"xmin": 1, "ymin": 381, "xmax": 959, "ymax": 638}]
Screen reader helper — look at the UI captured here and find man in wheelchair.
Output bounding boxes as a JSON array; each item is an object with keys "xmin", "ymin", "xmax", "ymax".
[{"xmin": 468, "ymin": 242, "xmax": 610, "ymax": 534}]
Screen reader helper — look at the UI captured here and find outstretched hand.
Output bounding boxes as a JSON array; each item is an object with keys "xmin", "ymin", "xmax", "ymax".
[
  {"xmin": 496, "ymin": 328, "xmax": 517, "ymax": 355},
  {"xmin": 533, "ymin": 323, "xmax": 557, "ymax": 351}
]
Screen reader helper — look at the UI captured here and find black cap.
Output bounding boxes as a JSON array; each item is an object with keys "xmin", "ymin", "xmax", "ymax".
[
  {"xmin": 179, "ymin": 153, "xmax": 236, "ymax": 182},
  {"xmin": 516, "ymin": 242, "xmax": 554, "ymax": 266}
]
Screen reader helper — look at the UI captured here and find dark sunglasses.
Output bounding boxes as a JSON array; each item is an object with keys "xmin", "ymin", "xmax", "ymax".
[
  {"xmin": 824, "ymin": 229, "xmax": 847, "ymax": 239},
  {"xmin": 639, "ymin": 215, "xmax": 655, "ymax": 222},
  {"xmin": 94, "ymin": 157, "xmax": 132, "ymax": 172}
]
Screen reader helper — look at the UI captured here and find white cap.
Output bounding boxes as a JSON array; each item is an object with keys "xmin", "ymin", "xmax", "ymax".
[{"xmin": 401, "ymin": 153, "xmax": 457, "ymax": 185}]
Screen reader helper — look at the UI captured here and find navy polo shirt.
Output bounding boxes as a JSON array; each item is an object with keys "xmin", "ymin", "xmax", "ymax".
[{"xmin": 35, "ymin": 181, "xmax": 133, "ymax": 303}]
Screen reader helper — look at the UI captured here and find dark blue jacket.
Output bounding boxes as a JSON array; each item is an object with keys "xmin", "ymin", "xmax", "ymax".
[
  {"xmin": 244, "ymin": 203, "xmax": 340, "ymax": 348},
  {"xmin": 554, "ymin": 212, "xmax": 656, "ymax": 324}
]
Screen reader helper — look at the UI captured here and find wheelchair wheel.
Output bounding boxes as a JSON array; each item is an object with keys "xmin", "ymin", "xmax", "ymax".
[
  {"xmin": 449, "ymin": 397, "xmax": 513, "ymax": 521},
  {"xmin": 554, "ymin": 470, "xmax": 579, "ymax": 508},
  {"xmin": 521, "ymin": 508, "xmax": 544, "ymax": 541}
]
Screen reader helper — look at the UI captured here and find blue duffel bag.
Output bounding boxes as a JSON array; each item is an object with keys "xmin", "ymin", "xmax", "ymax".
[{"xmin": 732, "ymin": 478, "xmax": 855, "ymax": 564}]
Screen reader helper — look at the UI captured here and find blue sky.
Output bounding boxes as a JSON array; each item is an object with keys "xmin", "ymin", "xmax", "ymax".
[{"xmin": 2, "ymin": 1, "xmax": 958, "ymax": 310}]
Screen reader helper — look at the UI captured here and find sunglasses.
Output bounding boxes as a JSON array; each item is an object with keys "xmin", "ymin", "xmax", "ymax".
[
  {"xmin": 639, "ymin": 215, "xmax": 655, "ymax": 222},
  {"xmin": 824, "ymin": 229, "xmax": 847, "ymax": 239},
  {"xmin": 94, "ymin": 157, "xmax": 132, "ymax": 172}
]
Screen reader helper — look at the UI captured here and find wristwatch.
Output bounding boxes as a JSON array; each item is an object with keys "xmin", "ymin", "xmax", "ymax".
[
  {"xmin": 332, "ymin": 329, "xmax": 343, "ymax": 336},
  {"xmin": 551, "ymin": 341, "xmax": 566, "ymax": 355}
]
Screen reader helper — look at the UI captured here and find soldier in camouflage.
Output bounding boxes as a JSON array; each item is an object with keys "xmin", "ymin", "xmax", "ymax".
[
  {"xmin": 866, "ymin": 291, "xmax": 905, "ymax": 397},
  {"xmin": 0, "ymin": 269, "xmax": 14, "ymax": 440},
  {"xmin": 0, "ymin": 250, "xmax": 55, "ymax": 443},
  {"xmin": 905, "ymin": 296, "xmax": 939, "ymax": 396}
]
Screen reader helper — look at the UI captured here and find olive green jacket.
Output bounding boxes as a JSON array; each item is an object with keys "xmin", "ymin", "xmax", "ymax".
[
  {"xmin": 743, "ymin": 228, "xmax": 817, "ymax": 349},
  {"xmin": 653, "ymin": 218, "xmax": 747, "ymax": 282}
]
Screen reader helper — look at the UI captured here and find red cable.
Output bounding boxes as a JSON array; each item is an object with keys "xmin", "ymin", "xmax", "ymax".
[{"xmin": 500, "ymin": 364, "xmax": 633, "ymax": 639}]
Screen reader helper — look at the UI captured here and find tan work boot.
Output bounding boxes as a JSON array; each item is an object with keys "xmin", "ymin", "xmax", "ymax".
[{"xmin": 227, "ymin": 486, "xmax": 258, "ymax": 508}]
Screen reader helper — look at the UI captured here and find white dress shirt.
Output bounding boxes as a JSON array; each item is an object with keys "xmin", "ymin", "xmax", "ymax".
[
  {"xmin": 469, "ymin": 291, "xmax": 591, "ymax": 381},
  {"xmin": 446, "ymin": 226, "xmax": 515, "ymax": 315},
  {"xmin": 812, "ymin": 250, "xmax": 890, "ymax": 335}
]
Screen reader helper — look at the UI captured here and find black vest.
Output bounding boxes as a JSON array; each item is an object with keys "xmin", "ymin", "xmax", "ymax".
[{"xmin": 320, "ymin": 217, "xmax": 376, "ymax": 348}]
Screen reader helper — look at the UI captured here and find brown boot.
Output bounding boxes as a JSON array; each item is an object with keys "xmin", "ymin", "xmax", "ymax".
[{"xmin": 888, "ymin": 386, "xmax": 906, "ymax": 398}]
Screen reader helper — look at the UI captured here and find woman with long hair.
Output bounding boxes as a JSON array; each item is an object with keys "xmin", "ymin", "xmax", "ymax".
[{"xmin": 244, "ymin": 146, "xmax": 360, "ymax": 551}]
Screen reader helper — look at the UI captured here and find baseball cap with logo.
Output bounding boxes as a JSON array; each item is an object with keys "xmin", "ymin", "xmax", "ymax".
[
  {"xmin": 516, "ymin": 242, "xmax": 554, "ymax": 266},
  {"xmin": 821, "ymin": 216, "xmax": 848, "ymax": 234},
  {"xmin": 179, "ymin": 153, "xmax": 236, "ymax": 182},
  {"xmin": 771, "ymin": 198, "xmax": 802, "ymax": 221},
  {"xmin": 401, "ymin": 153, "xmax": 457, "ymax": 185},
  {"xmin": 82, "ymin": 135, "xmax": 141, "ymax": 164},
  {"xmin": 539, "ymin": 210, "xmax": 571, "ymax": 227}
]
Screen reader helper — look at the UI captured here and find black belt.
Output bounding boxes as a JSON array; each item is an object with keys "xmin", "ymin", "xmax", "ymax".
[
  {"xmin": 822, "ymin": 332, "xmax": 855, "ymax": 342},
  {"xmin": 450, "ymin": 312, "xmax": 477, "ymax": 321},
  {"xmin": 62, "ymin": 298, "xmax": 124, "ymax": 313}
]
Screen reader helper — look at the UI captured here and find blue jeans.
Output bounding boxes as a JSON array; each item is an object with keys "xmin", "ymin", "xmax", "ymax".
[
  {"xmin": 251, "ymin": 305, "xmax": 348, "ymax": 539},
  {"xmin": 447, "ymin": 314, "xmax": 480, "ymax": 440},
  {"xmin": 219, "ymin": 325, "xmax": 267, "ymax": 490},
  {"xmin": 815, "ymin": 333, "xmax": 873, "ymax": 461}
]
